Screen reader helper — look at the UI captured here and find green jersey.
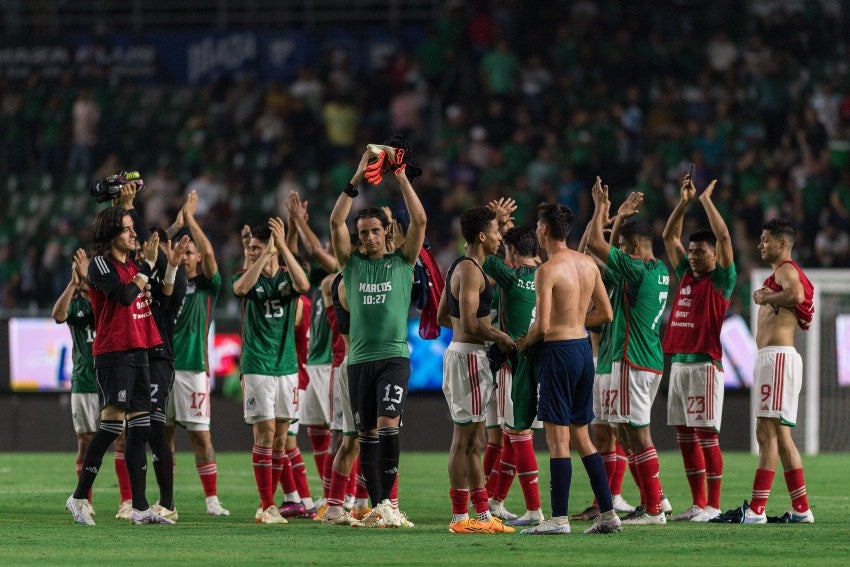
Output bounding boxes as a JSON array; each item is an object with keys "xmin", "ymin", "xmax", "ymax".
[
  {"xmin": 595, "ymin": 267, "xmax": 626, "ymax": 375},
  {"xmin": 344, "ymin": 250, "xmax": 413, "ymax": 364},
  {"xmin": 606, "ymin": 247, "xmax": 669, "ymax": 372},
  {"xmin": 66, "ymin": 295, "xmax": 96, "ymax": 393},
  {"xmin": 174, "ymin": 271, "xmax": 221, "ymax": 373},
  {"xmin": 306, "ymin": 287, "xmax": 333, "ymax": 365},
  {"xmin": 234, "ymin": 269, "xmax": 300, "ymax": 376},
  {"xmin": 482, "ymin": 255, "xmax": 537, "ymax": 340}
]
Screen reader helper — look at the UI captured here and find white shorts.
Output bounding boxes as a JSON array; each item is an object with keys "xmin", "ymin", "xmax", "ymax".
[
  {"xmin": 333, "ymin": 358, "xmax": 356, "ymax": 434},
  {"xmin": 167, "ymin": 370, "xmax": 212, "ymax": 430},
  {"xmin": 608, "ymin": 360, "xmax": 662, "ymax": 427},
  {"xmin": 753, "ymin": 346, "xmax": 803, "ymax": 426},
  {"xmin": 592, "ymin": 372, "xmax": 612, "ymax": 425},
  {"xmin": 300, "ymin": 363, "xmax": 332, "ymax": 426},
  {"xmin": 486, "ymin": 376, "xmax": 500, "ymax": 428},
  {"xmin": 442, "ymin": 342, "xmax": 494, "ymax": 425},
  {"xmin": 496, "ymin": 364, "xmax": 541, "ymax": 431},
  {"xmin": 667, "ymin": 362, "xmax": 725, "ymax": 430},
  {"xmin": 242, "ymin": 373, "xmax": 299, "ymax": 424},
  {"xmin": 72, "ymin": 392, "xmax": 100, "ymax": 433}
]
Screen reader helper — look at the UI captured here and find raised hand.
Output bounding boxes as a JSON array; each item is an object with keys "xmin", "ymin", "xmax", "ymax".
[
  {"xmin": 166, "ymin": 235, "xmax": 191, "ymax": 267},
  {"xmin": 70, "ymin": 260, "xmax": 80, "ymax": 286},
  {"xmin": 268, "ymin": 217, "xmax": 286, "ymax": 252},
  {"xmin": 241, "ymin": 225, "xmax": 252, "ymax": 249},
  {"xmin": 698, "ymin": 179, "xmax": 718, "ymax": 204},
  {"xmin": 618, "ymin": 192, "xmax": 644, "ymax": 218},
  {"xmin": 487, "ymin": 197, "xmax": 518, "ymax": 227},
  {"xmin": 112, "ymin": 182, "xmax": 138, "ymax": 210},
  {"xmin": 74, "ymin": 248, "xmax": 89, "ymax": 279},
  {"xmin": 350, "ymin": 148, "xmax": 372, "ymax": 186},
  {"xmin": 680, "ymin": 173, "xmax": 697, "ymax": 204},
  {"xmin": 183, "ymin": 190, "xmax": 199, "ymax": 219},
  {"xmin": 142, "ymin": 232, "xmax": 159, "ymax": 264},
  {"xmin": 289, "ymin": 191, "xmax": 308, "ymax": 223}
]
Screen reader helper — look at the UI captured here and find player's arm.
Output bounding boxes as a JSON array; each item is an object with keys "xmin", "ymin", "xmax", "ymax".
[
  {"xmin": 437, "ymin": 282, "xmax": 452, "ymax": 328},
  {"xmin": 586, "ymin": 176, "xmax": 614, "ymax": 262},
  {"xmin": 456, "ymin": 263, "xmax": 514, "ymax": 350},
  {"xmin": 697, "ymin": 179, "xmax": 733, "ymax": 269},
  {"xmin": 88, "ymin": 235, "xmax": 159, "ymax": 305},
  {"xmin": 519, "ymin": 265, "xmax": 549, "ymax": 349},
  {"xmin": 233, "ymin": 233, "xmax": 274, "ymax": 296},
  {"xmin": 662, "ymin": 175, "xmax": 696, "ymax": 268},
  {"xmin": 161, "ymin": 235, "xmax": 190, "ymax": 299},
  {"xmin": 395, "ymin": 170, "xmax": 427, "ymax": 265},
  {"xmin": 753, "ymin": 263, "xmax": 804, "ymax": 307},
  {"xmin": 295, "ymin": 294, "xmax": 304, "ymax": 326},
  {"xmin": 291, "ymin": 191, "xmax": 339, "ymax": 273},
  {"xmin": 52, "ymin": 261, "xmax": 79, "ymax": 323},
  {"xmin": 331, "ymin": 150, "xmax": 370, "ymax": 270},
  {"xmin": 182, "ymin": 191, "xmax": 218, "ymax": 279},
  {"xmin": 271, "ymin": 216, "xmax": 310, "ymax": 295},
  {"xmin": 585, "ymin": 265, "xmax": 613, "ymax": 328}
]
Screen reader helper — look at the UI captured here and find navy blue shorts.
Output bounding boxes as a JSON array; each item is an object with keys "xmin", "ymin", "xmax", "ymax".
[{"xmin": 536, "ymin": 339, "xmax": 595, "ymax": 426}]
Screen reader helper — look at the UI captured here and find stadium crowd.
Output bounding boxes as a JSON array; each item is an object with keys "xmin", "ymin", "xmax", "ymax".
[{"xmin": 2, "ymin": 0, "xmax": 850, "ymax": 316}]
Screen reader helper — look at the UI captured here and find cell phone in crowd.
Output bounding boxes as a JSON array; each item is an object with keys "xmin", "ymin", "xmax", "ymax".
[{"xmin": 688, "ymin": 162, "xmax": 695, "ymax": 181}]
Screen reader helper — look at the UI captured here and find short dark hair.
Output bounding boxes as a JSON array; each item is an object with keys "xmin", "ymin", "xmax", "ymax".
[
  {"xmin": 460, "ymin": 206, "xmax": 496, "ymax": 244},
  {"xmin": 91, "ymin": 206, "xmax": 129, "ymax": 255},
  {"xmin": 620, "ymin": 219, "xmax": 654, "ymax": 242},
  {"xmin": 251, "ymin": 224, "xmax": 272, "ymax": 242},
  {"xmin": 149, "ymin": 226, "xmax": 168, "ymax": 241},
  {"xmin": 354, "ymin": 208, "xmax": 390, "ymax": 230},
  {"xmin": 688, "ymin": 229, "xmax": 716, "ymax": 247},
  {"xmin": 536, "ymin": 203, "xmax": 573, "ymax": 241},
  {"xmin": 762, "ymin": 217, "xmax": 795, "ymax": 243},
  {"xmin": 504, "ymin": 225, "xmax": 538, "ymax": 258}
]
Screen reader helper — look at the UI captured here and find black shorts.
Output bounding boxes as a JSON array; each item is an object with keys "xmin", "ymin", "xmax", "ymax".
[
  {"xmin": 149, "ymin": 358, "xmax": 174, "ymax": 413},
  {"xmin": 347, "ymin": 357, "xmax": 410, "ymax": 431},
  {"xmin": 96, "ymin": 364, "xmax": 152, "ymax": 413}
]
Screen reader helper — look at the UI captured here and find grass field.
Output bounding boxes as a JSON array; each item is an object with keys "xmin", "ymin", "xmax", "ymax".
[{"xmin": 2, "ymin": 451, "xmax": 849, "ymax": 566}]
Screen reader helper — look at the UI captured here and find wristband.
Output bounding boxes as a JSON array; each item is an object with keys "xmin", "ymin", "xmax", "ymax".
[
  {"xmin": 164, "ymin": 264, "xmax": 178, "ymax": 285},
  {"xmin": 343, "ymin": 183, "xmax": 359, "ymax": 198}
]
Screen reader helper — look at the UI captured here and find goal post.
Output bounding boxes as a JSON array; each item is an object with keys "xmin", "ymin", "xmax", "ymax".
[{"xmin": 750, "ymin": 268, "xmax": 850, "ymax": 455}]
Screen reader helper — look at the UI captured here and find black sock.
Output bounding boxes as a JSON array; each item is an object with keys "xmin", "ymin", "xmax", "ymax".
[
  {"xmin": 125, "ymin": 413, "xmax": 151, "ymax": 510},
  {"xmin": 378, "ymin": 427, "xmax": 400, "ymax": 502},
  {"xmin": 582, "ymin": 452, "xmax": 614, "ymax": 513},
  {"xmin": 358, "ymin": 434, "xmax": 381, "ymax": 507},
  {"xmin": 149, "ymin": 414, "xmax": 174, "ymax": 510},
  {"xmin": 73, "ymin": 420, "xmax": 123, "ymax": 499}
]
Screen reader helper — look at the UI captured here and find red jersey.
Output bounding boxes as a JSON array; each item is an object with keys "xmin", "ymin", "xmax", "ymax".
[
  {"xmin": 88, "ymin": 254, "xmax": 162, "ymax": 356},
  {"xmin": 763, "ymin": 259, "xmax": 814, "ymax": 330},
  {"xmin": 325, "ymin": 301, "xmax": 346, "ymax": 367},
  {"xmin": 662, "ymin": 260, "xmax": 736, "ymax": 363},
  {"xmin": 295, "ymin": 294, "xmax": 311, "ymax": 389}
]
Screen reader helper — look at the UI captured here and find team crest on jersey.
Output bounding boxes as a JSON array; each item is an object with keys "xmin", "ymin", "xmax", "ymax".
[
  {"xmin": 681, "ymin": 285, "xmax": 692, "ymax": 296},
  {"xmin": 385, "ymin": 260, "xmax": 392, "ymax": 269},
  {"xmin": 77, "ymin": 311, "xmax": 83, "ymax": 317},
  {"xmin": 118, "ymin": 390, "xmax": 127, "ymax": 402},
  {"xmin": 246, "ymin": 396, "xmax": 256, "ymax": 410},
  {"xmin": 277, "ymin": 282, "xmax": 290, "ymax": 295}
]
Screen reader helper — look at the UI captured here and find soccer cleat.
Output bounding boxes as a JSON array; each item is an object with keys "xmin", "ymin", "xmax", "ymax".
[
  {"xmin": 569, "ymin": 505, "xmax": 600, "ymax": 521},
  {"xmin": 521, "ymin": 517, "xmax": 571, "ymax": 535},
  {"xmin": 397, "ymin": 511, "xmax": 415, "ymax": 528},
  {"xmin": 255, "ymin": 507, "xmax": 264, "ymax": 521},
  {"xmin": 351, "ymin": 507, "xmax": 386, "ymax": 528},
  {"xmin": 612, "ymin": 494, "xmax": 636, "ymax": 513},
  {"xmin": 788, "ymin": 509, "xmax": 815, "ymax": 523},
  {"xmin": 710, "ymin": 503, "xmax": 746, "ymax": 523},
  {"xmin": 376, "ymin": 499, "xmax": 402, "ymax": 528},
  {"xmin": 741, "ymin": 501, "xmax": 767, "ymax": 524},
  {"xmin": 115, "ymin": 499, "xmax": 133, "ymax": 520},
  {"xmin": 350, "ymin": 505, "xmax": 371, "ymax": 520},
  {"xmin": 299, "ymin": 506, "xmax": 318, "ymax": 519},
  {"xmin": 258, "ymin": 505, "xmax": 288, "ymax": 524},
  {"xmin": 621, "ymin": 510, "xmax": 667, "ymax": 525},
  {"xmin": 206, "ymin": 496, "xmax": 230, "ymax": 517},
  {"xmin": 507, "ymin": 509, "xmax": 545, "ymax": 527},
  {"xmin": 660, "ymin": 496, "xmax": 673, "ymax": 514},
  {"xmin": 479, "ymin": 516, "xmax": 516, "ymax": 533},
  {"xmin": 151, "ymin": 503, "xmax": 179, "ymax": 521},
  {"xmin": 323, "ymin": 509, "xmax": 356, "ymax": 526},
  {"xmin": 584, "ymin": 510, "xmax": 623, "ymax": 534},
  {"xmin": 690, "ymin": 506, "xmax": 721, "ymax": 522},
  {"xmin": 670, "ymin": 504, "xmax": 703, "ymax": 521},
  {"xmin": 621, "ymin": 505, "xmax": 646, "ymax": 520},
  {"xmin": 67, "ymin": 496, "xmax": 96, "ymax": 526},
  {"xmin": 449, "ymin": 518, "xmax": 489, "ymax": 534},
  {"xmin": 130, "ymin": 508, "xmax": 176, "ymax": 525},
  {"xmin": 278, "ymin": 501, "xmax": 306, "ymax": 518},
  {"xmin": 83, "ymin": 500, "xmax": 96, "ymax": 516},
  {"xmin": 312, "ymin": 504, "xmax": 329, "ymax": 522},
  {"xmin": 488, "ymin": 500, "xmax": 518, "ymax": 521}
]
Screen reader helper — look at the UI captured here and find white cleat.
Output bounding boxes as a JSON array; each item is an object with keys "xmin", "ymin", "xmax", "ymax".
[
  {"xmin": 206, "ymin": 496, "xmax": 230, "ymax": 517},
  {"xmin": 377, "ymin": 499, "xmax": 402, "ymax": 528},
  {"xmin": 670, "ymin": 504, "xmax": 703, "ymax": 521},
  {"xmin": 67, "ymin": 496, "xmax": 96, "ymax": 526},
  {"xmin": 612, "ymin": 494, "xmax": 636, "ymax": 513},
  {"xmin": 488, "ymin": 499, "xmax": 518, "ymax": 521},
  {"xmin": 521, "ymin": 517, "xmax": 571, "ymax": 535},
  {"xmin": 690, "ymin": 506, "xmax": 721, "ymax": 522},
  {"xmin": 660, "ymin": 497, "xmax": 673, "ymax": 514},
  {"xmin": 258, "ymin": 505, "xmax": 288, "ymax": 524},
  {"xmin": 151, "ymin": 503, "xmax": 179, "ymax": 521},
  {"xmin": 323, "ymin": 509, "xmax": 356, "ymax": 526},
  {"xmin": 788, "ymin": 509, "xmax": 815, "ymax": 524},
  {"xmin": 130, "ymin": 507, "xmax": 176, "ymax": 525},
  {"xmin": 584, "ymin": 510, "xmax": 622, "ymax": 534},
  {"xmin": 621, "ymin": 510, "xmax": 667, "ymax": 525},
  {"xmin": 115, "ymin": 499, "xmax": 133, "ymax": 520}
]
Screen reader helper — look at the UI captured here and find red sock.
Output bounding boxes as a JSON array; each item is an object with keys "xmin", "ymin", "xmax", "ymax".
[
  {"xmin": 627, "ymin": 450, "xmax": 645, "ymax": 506},
  {"xmin": 749, "ymin": 468, "xmax": 775, "ymax": 515},
  {"xmin": 601, "ymin": 450, "xmax": 617, "ymax": 485},
  {"xmin": 287, "ymin": 447, "xmax": 312, "ymax": 499},
  {"xmin": 470, "ymin": 487, "xmax": 489, "ymax": 515},
  {"xmin": 510, "ymin": 432, "xmax": 541, "ymax": 511},
  {"xmin": 390, "ymin": 473, "xmax": 399, "ymax": 507},
  {"xmin": 450, "ymin": 488, "xmax": 469, "ymax": 516},
  {"xmin": 346, "ymin": 455, "xmax": 359, "ymax": 498},
  {"xmin": 634, "ymin": 446, "xmax": 662, "ymax": 515},
  {"xmin": 784, "ymin": 468, "xmax": 809, "ymax": 513},
  {"xmin": 327, "ymin": 470, "xmax": 349, "ymax": 508},
  {"xmin": 697, "ymin": 429, "xmax": 723, "ymax": 509},
  {"xmin": 676, "ymin": 426, "xmax": 707, "ymax": 508},
  {"xmin": 483, "ymin": 441, "xmax": 501, "ymax": 497},
  {"xmin": 611, "ymin": 444, "xmax": 628, "ymax": 495},
  {"xmin": 196, "ymin": 462, "xmax": 219, "ymax": 498},
  {"xmin": 495, "ymin": 433, "xmax": 516, "ymax": 502},
  {"xmin": 271, "ymin": 451, "xmax": 286, "ymax": 501},
  {"xmin": 322, "ymin": 445, "xmax": 335, "ymax": 499},
  {"xmin": 114, "ymin": 452, "xmax": 132, "ymax": 503},
  {"xmin": 252, "ymin": 445, "xmax": 274, "ymax": 509},
  {"xmin": 277, "ymin": 452, "xmax": 297, "ymax": 495},
  {"xmin": 307, "ymin": 427, "xmax": 330, "ymax": 492},
  {"xmin": 354, "ymin": 457, "xmax": 369, "ymax": 500}
]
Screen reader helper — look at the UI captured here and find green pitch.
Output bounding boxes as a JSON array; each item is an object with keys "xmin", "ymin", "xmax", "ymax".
[{"xmin": 2, "ymin": 451, "xmax": 849, "ymax": 566}]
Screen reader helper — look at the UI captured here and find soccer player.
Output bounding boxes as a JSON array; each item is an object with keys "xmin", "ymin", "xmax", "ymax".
[
  {"xmin": 167, "ymin": 191, "xmax": 230, "ymax": 516},
  {"xmin": 586, "ymin": 178, "xmax": 670, "ymax": 526},
  {"xmin": 66, "ymin": 200, "xmax": 174, "ymax": 526},
  {"xmin": 517, "ymin": 203, "xmax": 620, "ymax": 536},
  {"xmin": 328, "ymin": 146, "xmax": 424, "ymax": 528},
  {"xmin": 662, "ymin": 176, "xmax": 735, "ymax": 522},
  {"xmin": 736, "ymin": 218, "xmax": 815, "ymax": 524},
  {"xmin": 437, "ymin": 206, "xmax": 516, "ymax": 535},
  {"xmin": 233, "ymin": 217, "xmax": 310, "ymax": 524}
]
